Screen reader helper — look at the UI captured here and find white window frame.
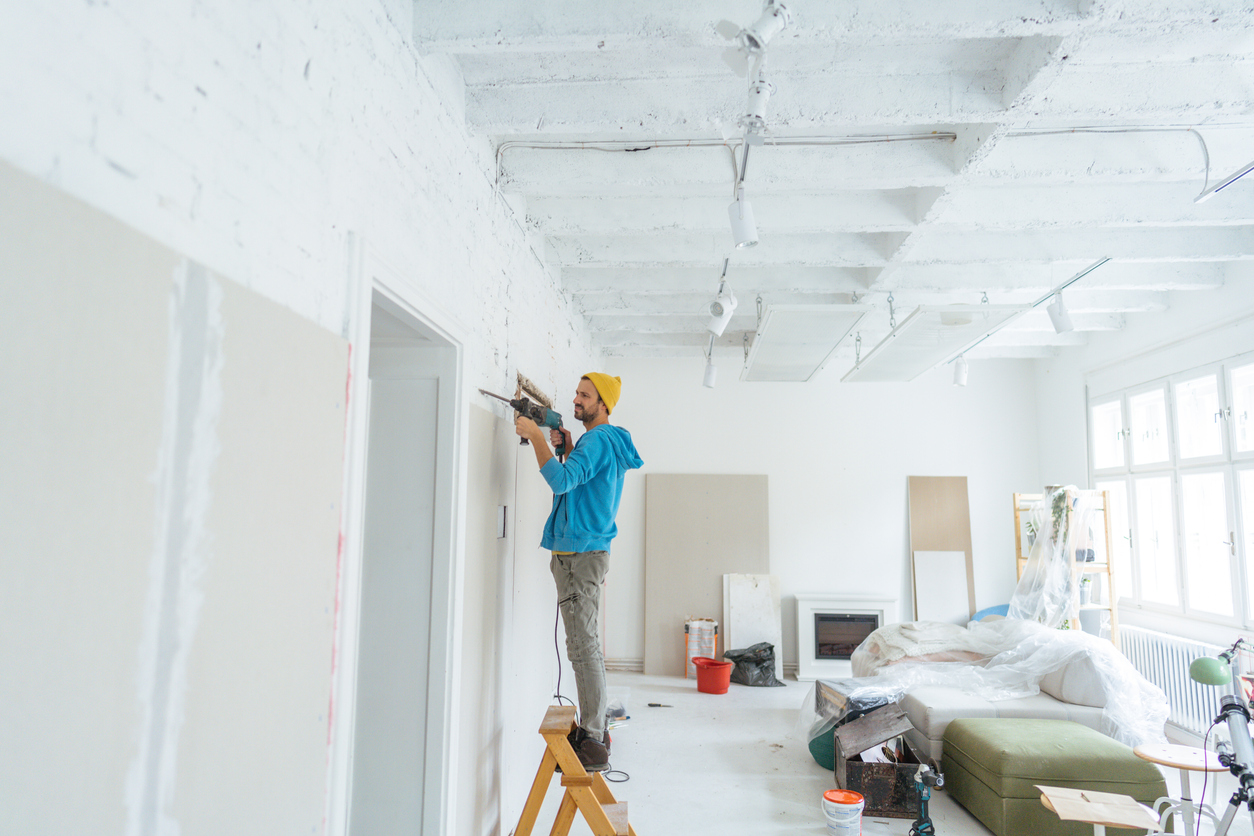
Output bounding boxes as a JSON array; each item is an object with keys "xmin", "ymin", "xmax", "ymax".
[
  {"xmin": 1226, "ymin": 351, "xmax": 1254, "ymax": 463},
  {"xmin": 1170, "ymin": 363, "xmax": 1230, "ymax": 468},
  {"xmin": 1089, "ymin": 352, "xmax": 1254, "ymax": 631}
]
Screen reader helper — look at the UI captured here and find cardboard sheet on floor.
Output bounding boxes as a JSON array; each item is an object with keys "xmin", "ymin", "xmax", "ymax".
[
  {"xmin": 907, "ymin": 476, "xmax": 975, "ymax": 621},
  {"xmin": 1036, "ymin": 785, "xmax": 1161, "ymax": 830}
]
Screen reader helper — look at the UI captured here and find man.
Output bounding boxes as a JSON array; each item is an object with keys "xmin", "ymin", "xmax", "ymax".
[{"xmin": 515, "ymin": 373, "xmax": 643, "ymax": 772}]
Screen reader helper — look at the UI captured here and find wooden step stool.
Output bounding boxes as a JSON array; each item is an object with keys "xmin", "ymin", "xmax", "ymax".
[{"xmin": 513, "ymin": 705, "xmax": 636, "ymax": 836}]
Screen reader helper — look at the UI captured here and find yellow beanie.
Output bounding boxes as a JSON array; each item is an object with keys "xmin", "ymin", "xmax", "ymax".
[{"xmin": 582, "ymin": 373, "xmax": 622, "ymax": 414}]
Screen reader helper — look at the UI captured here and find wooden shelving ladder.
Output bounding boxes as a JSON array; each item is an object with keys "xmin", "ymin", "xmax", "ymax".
[{"xmin": 513, "ymin": 705, "xmax": 635, "ymax": 836}]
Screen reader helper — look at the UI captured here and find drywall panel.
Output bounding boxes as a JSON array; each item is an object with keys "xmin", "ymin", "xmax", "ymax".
[
  {"xmin": 177, "ymin": 276, "xmax": 345, "ymax": 835},
  {"xmin": 460, "ymin": 404, "xmax": 516, "ymax": 836},
  {"xmin": 908, "ymin": 476, "xmax": 976, "ymax": 620},
  {"xmin": 0, "ymin": 160, "xmax": 346, "ymax": 835},
  {"xmin": 644, "ymin": 474, "xmax": 769, "ymax": 676},
  {"xmin": 911, "ymin": 551, "xmax": 972, "ymax": 624},
  {"xmin": 500, "ymin": 422, "xmax": 576, "ymax": 828},
  {"xmin": 722, "ymin": 573, "xmax": 783, "ymax": 680},
  {"xmin": 0, "ymin": 158, "xmax": 175, "ymax": 836}
]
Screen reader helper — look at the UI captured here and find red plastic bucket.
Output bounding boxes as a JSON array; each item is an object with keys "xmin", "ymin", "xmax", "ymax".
[{"xmin": 692, "ymin": 656, "xmax": 733, "ymax": 694}]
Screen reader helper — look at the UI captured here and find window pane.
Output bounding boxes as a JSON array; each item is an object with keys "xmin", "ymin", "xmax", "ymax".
[
  {"xmin": 1092, "ymin": 401, "xmax": 1125, "ymax": 469},
  {"xmin": 1234, "ymin": 363, "xmax": 1254, "ymax": 454},
  {"xmin": 1134, "ymin": 476, "xmax": 1178, "ymax": 606},
  {"xmin": 1096, "ymin": 480, "xmax": 1131, "ymax": 600},
  {"xmin": 1130, "ymin": 389, "xmax": 1170, "ymax": 465},
  {"xmin": 1175, "ymin": 374, "xmax": 1224, "ymax": 459},
  {"xmin": 1242, "ymin": 470, "xmax": 1254, "ymax": 621},
  {"xmin": 1181, "ymin": 472, "xmax": 1233, "ymax": 617}
]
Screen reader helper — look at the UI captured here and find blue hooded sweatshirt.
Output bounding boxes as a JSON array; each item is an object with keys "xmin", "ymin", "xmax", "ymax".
[{"xmin": 538, "ymin": 423, "xmax": 643, "ymax": 553}]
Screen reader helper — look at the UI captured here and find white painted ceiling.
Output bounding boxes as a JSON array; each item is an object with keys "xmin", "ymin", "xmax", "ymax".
[{"xmin": 417, "ymin": 1, "xmax": 1254, "ymax": 367}]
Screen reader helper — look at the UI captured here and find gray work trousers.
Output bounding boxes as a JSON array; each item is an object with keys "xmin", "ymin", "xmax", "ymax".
[{"xmin": 551, "ymin": 550, "xmax": 609, "ymax": 738}]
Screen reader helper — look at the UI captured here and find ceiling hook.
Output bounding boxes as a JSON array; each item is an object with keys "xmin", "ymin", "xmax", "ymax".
[
  {"xmin": 887, "ymin": 293, "xmax": 896, "ymax": 329},
  {"xmin": 982, "ymin": 291, "xmax": 989, "ymax": 304}
]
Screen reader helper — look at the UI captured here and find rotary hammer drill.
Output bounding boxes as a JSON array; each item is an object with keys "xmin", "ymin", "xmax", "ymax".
[{"xmin": 478, "ymin": 389, "xmax": 568, "ymax": 460}]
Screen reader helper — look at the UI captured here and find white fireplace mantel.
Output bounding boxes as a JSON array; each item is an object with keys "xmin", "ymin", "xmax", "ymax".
[{"xmin": 795, "ymin": 594, "xmax": 898, "ymax": 681}]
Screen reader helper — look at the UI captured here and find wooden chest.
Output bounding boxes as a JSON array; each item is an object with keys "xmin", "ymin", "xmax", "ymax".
[{"xmin": 833, "ymin": 703, "xmax": 923, "ymax": 819}]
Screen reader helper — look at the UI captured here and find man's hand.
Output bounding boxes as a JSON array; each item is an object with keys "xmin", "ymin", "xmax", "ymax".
[
  {"xmin": 551, "ymin": 427, "xmax": 573, "ymax": 453},
  {"xmin": 515, "ymin": 415, "xmax": 545, "ymax": 445},
  {"xmin": 516, "ymin": 415, "xmax": 554, "ymax": 469}
]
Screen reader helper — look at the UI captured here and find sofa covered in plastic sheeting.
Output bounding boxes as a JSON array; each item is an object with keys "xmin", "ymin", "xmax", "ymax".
[{"xmin": 847, "ymin": 619, "xmax": 1168, "ymax": 764}]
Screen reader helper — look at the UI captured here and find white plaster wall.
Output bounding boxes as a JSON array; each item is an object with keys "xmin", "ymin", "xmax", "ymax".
[
  {"xmin": 0, "ymin": 2, "xmax": 600, "ymax": 835},
  {"xmin": 0, "ymin": 0, "xmax": 597, "ymax": 395},
  {"xmin": 603, "ymin": 357, "xmax": 1043, "ymax": 667},
  {"xmin": 1032, "ymin": 268, "xmax": 1254, "ymax": 644}
]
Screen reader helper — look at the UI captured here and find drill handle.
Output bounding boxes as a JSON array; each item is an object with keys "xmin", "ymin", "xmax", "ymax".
[{"xmin": 552, "ymin": 424, "xmax": 571, "ymax": 461}]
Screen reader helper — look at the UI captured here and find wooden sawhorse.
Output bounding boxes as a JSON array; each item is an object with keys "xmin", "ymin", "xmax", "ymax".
[{"xmin": 514, "ymin": 706, "xmax": 635, "ymax": 836}]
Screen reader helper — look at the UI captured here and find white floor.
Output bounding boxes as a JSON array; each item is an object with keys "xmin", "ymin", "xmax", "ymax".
[{"xmin": 521, "ymin": 671, "xmax": 1254, "ymax": 836}]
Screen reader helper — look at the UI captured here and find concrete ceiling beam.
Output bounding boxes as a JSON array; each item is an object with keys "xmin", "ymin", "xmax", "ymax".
[
  {"xmin": 561, "ymin": 265, "xmax": 873, "ymax": 292},
  {"xmin": 900, "ymin": 226, "xmax": 1254, "ymax": 263},
  {"xmin": 546, "ymin": 231, "xmax": 906, "ymax": 266},
  {"xmin": 527, "ymin": 191, "xmax": 924, "ymax": 234},
  {"xmin": 498, "ymin": 140, "xmax": 959, "ymax": 195},
  {"xmin": 470, "ymin": 73, "xmax": 1007, "ymax": 135}
]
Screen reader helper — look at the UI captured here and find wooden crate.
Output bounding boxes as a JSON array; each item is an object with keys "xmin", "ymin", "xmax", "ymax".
[{"xmin": 833, "ymin": 703, "xmax": 922, "ymax": 819}]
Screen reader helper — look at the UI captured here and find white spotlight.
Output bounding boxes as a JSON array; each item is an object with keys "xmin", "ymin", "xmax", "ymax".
[
  {"xmin": 727, "ymin": 185, "xmax": 758, "ymax": 248},
  {"xmin": 1047, "ymin": 292, "xmax": 1073, "ymax": 333},
  {"xmin": 717, "ymin": 0, "xmax": 793, "ymax": 76},
  {"xmin": 703, "ymin": 358, "xmax": 718, "ymax": 388},
  {"xmin": 740, "ymin": 73, "xmax": 776, "ymax": 133},
  {"xmin": 707, "ymin": 283, "xmax": 738, "ymax": 336},
  {"xmin": 953, "ymin": 354, "xmax": 969, "ymax": 387}
]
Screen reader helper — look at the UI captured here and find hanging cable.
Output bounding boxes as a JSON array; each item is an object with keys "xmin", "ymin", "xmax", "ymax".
[{"xmin": 887, "ymin": 293, "xmax": 897, "ymax": 330}]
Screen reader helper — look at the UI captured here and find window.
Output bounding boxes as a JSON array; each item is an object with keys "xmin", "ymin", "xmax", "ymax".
[
  {"xmin": 1179, "ymin": 469, "xmax": 1234, "ymax": 617},
  {"xmin": 1175, "ymin": 372, "xmax": 1225, "ymax": 461},
  {"xmin": 1091, "ymin": 400, "xmax": 1125, "ymax": 470},
  {"xmin": 1134, "ymin": 475, "xmax": 1178, "ymax": 606},
  {"xmin": 1232, "ymin": 362, "xmax": 1254, "ymax": 455},
  {"xmin": 1129, "ymin": 388, "xmax": 1170, "ymax": 466},
  {"xmin": 1090, "ymin": 351, "xmax": 1254, "ymax": 628}
]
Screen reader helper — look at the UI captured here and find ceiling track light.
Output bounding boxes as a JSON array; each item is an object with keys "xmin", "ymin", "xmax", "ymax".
[
  {"xmin": 703, "ymin": 335, "xmax": 718, "ymax": 388},
  {"xmin": 953, "ymin": 354, "xmax": 969, "ymax": 387},
  {"xmin": 707, "ymin": 257, "xmax": 739, "ymax": 336},
  {"xmin": 740, "ymin": 72, "xmax": 776, "ymax": 135},
  {"xmin": 1047, "ymin": 292, "xmax": 1073, "ymax": 334},
  {"xmin": 716, "ymin": 0, "xmax": 793, "ymax": 77},
  {"xmin": 727, "ymin": 184, "xmax": 758, "ymax": 248}
]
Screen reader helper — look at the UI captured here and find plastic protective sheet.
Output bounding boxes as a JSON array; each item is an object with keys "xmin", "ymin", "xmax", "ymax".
[
  {"xmin": 835, "ymin": 618, "xmax": 1168, "ymax": 749},
  {"xmin": 1008, "ymin": 486, "xmax": 1099, "ymax": 629},
  {"xmin": 795, "ymin": 678, "xmax": 907, "ymax": 746}
]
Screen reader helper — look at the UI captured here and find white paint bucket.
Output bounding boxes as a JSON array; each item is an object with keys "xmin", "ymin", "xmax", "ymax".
[{"xmin": 822, "ymin": 788, "xmax": 864, "ymax": 836}]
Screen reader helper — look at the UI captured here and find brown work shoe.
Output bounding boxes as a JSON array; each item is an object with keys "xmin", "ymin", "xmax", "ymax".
[{"xmin": 575, "ymin": 730, "xmax": 610, "ymax": 773}]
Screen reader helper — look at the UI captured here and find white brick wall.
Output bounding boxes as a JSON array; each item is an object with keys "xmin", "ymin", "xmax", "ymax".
[{"xmin": 0, "ymin": 0, "xmax": 599, "ymax": 393}]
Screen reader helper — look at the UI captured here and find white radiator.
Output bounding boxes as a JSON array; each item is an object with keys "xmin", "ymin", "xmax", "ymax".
[{"xmin": 1121, "ymin": 626, "xmax": 1229, "ymax": 737}]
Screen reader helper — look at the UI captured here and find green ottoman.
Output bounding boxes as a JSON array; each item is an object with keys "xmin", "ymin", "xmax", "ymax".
[{"xmin": 942, "ymin": 719, "xmax": 1168, "ymax": 836}]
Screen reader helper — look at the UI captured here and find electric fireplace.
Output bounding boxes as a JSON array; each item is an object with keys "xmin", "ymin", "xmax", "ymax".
[{"xmin": 795, "ymin": 594, "xmax": 898, "ymax": 680}]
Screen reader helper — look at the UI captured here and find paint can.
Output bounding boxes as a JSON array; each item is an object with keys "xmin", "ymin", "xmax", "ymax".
[{"xmin": 821, "ymin": 788, "xmax": 864, "ymax": 836}]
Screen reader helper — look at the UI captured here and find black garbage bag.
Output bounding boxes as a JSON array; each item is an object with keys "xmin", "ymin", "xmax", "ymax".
[{"xmin": 723, "ymin": 642, "xmax": 786, "ymax": 687}]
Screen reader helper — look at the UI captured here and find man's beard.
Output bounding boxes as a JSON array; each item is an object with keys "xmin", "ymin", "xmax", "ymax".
[{"xmin": 574, "ymin": 402, "xmax": 601, "ymax": 422}]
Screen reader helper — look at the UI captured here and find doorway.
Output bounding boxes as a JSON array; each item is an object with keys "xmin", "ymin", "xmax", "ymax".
[{"xmin": 345, "ymin": 291, "xmax": 460, "ymax": 836}]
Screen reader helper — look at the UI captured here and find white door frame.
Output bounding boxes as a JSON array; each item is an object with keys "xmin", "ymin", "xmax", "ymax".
[{"xmin": 326, "ymin": 234, "xmax": 469, "ymax": 836}]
